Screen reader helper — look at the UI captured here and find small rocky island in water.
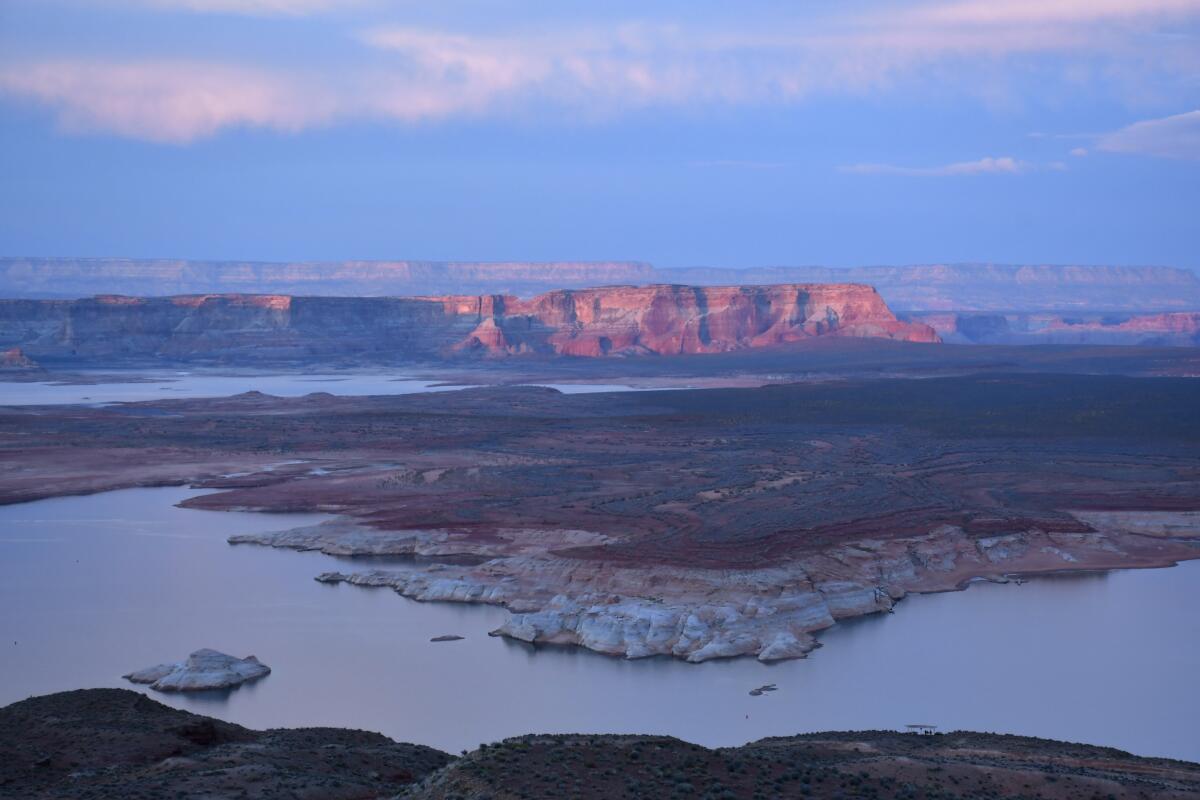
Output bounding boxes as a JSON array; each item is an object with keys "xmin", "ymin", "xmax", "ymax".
[{"xmin": 123, "ymin": 649, "xmax": 270, "ymax": 692}]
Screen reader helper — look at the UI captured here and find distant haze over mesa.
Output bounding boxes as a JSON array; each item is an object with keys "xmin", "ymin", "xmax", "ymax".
[{"xmin": 1, "ymin": 258, "xmax": 1198, "ymax": 313}]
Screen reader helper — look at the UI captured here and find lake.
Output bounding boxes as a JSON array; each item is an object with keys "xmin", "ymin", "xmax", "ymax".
[
  {"xmin": 0, "ymin": 371, "xmax": 672, "ymax": 405},
  {"xmin": 1, "ymin": 486, "xmax": 1197, "ymax": 760}
]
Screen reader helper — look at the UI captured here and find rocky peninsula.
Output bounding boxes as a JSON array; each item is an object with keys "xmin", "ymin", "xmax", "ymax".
[{"xmin": 242, "ymin": 509, "xmax": 1200, "ymax": 663}]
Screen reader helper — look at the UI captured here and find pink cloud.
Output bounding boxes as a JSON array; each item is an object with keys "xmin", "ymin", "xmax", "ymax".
[
  {"xmin": 120, "ymin": 0, "xmax": 365, "ymax": 15},
  {"xmin": 2, "ymin": 1, "xmax": 1198, "ymax": 142},
  {"xmin": 0, "ymin": 61, "xmax": 338, "ymax": 143}
]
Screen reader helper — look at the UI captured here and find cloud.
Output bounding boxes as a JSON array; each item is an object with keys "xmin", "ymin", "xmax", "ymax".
[
  {"xmin": 1096, "ymin": 110, "xmax": 1200, "ymax": 160},
  {"xmin": 1069, "ymin": 147, "xmax": 1088, "ymax": 156},
  {"xmin": 356, "ymin": 3, "xmax": 1200, "ymax": 116},
  {"xmin": 2, "ymin": 0, "xmax": 1199, "ymax": 141},
  {"xmin": 896, "ymin": 0, "xmax": 1200, "ymax": 26},
  {"xmin": 840, "ymin": 156, "xmax": 1031, "ymax": 176},
  {"xmin": 112, "ymin": 0, "xmax": 364, "ymax": 15},
  {"xmin": 0, "ymin": 61, "xmax": 338, "ymax": 143}
]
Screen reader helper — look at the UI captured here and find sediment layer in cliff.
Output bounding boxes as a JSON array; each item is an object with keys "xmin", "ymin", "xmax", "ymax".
[{"xmin": 0, "ymin": 283, "xmax": 938, "ymax": 364}]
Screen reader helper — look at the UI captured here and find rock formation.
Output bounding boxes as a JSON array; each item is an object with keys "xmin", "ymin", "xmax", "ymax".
[
  {"xmin": 452, "ymin": 284, "xmax": 940, "ymax": 355},
  {"xmin": 665, "ymin": 263, "xmax": 1200, "ymax": 312},
  {"xmin": 241, "ymin": 512, "xmax": 1200, "ymax": 663},
  {"xmin": 0, "ymin": 347, "xmax": 37, "ymax": 370},
  {"xmin": 0, "ymin": 283, "xmax": 938, "ymax": 365},
  {"xmin": 123, "ymin": 649, "xmax": 270, "ymax": 691}
]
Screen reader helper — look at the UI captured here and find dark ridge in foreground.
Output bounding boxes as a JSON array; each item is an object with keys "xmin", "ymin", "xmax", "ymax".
[
  {"xmin": 3, "ymin": 690, "xmax": 1198, "ymax": 800},
  {"xmin": 0, "ymin": 689, "xmax": 451, "ymax": 799}
]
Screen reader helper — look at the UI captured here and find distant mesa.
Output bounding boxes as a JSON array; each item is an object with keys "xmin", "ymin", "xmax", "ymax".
[
  {"xmin": 123, "ymin": 649, "xmax": 270, "ymax": 692},
  {"xmin": 2, "ymin": 257, "xmax": 1197, "ymax": 313},
  {"xmin": 448, "ymin": 284, "xmax": 940, "ymax": 355},
  {"xmin": 0, "ymin": 283, "xmax": 939, "ymax": 366},
  {"xmin": 0, "ymin": 257, "xmax": 657, "ymax": 299},
  {"xmin": 915, "ymin": 310, "xmax": 1200, "ymax": 346},
  {"xmin": 668, "ymin": 263, "xmax": 1200, "ymax": 313}
]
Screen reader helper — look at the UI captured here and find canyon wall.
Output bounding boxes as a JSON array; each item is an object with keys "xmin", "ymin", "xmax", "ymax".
[
  {"xmin": 3, "ymin": 258, "xmax": 1198, "ymax": 313},
  {"xmin": 0, "ymin": 283, "xmax": 937, "ymax": 365}
]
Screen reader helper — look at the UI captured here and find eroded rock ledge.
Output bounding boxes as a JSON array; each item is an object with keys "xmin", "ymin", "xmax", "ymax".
[{"xmin": 230, "ymin": 512, "xmax": 1200, "ymax": 663}]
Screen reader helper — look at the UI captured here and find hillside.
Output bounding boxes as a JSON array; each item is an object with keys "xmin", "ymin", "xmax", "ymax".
[{"xmin": 3, "ymin": 690, "xmax": 1197, "ymax": 799}]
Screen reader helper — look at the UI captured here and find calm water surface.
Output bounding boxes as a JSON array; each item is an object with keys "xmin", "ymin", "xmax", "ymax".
[
  {"xmin": 0, "ymin": 372, "xmax": 674, "ymax": 405},
  {"xmin": 0, "ymin": 372, "xmax": 465, "ymax": 405},
  {"xmin": 1, "ymin": 487, "xmax": 1197, "ymax": 760}
]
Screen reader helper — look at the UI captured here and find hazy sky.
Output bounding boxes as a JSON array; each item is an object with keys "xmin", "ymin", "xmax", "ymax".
[{"xmin": 1, "ymin": 0, "xmax": 1198, "ymax": 268}]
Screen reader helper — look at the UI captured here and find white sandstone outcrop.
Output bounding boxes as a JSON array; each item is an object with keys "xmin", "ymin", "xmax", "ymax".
[{"xmin": 123, "ymin": 649, "xmax": 270, "ymax": 692}]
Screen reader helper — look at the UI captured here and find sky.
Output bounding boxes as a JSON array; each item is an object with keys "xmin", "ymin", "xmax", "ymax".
[{"xmin": 0, "ymin": 0, "xmax": 1198, "ymax": 268}]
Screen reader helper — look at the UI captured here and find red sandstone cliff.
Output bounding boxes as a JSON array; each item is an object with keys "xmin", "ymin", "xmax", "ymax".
[
  {"xmin": 454, "ymin": 284, "xmax": 939, "ymax": 356},
  {"xmin": 0, "ymin": 283, "xmax": 937, "ymax": 364}
]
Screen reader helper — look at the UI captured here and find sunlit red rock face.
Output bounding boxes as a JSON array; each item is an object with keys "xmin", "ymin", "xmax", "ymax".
[
  {"xmin": 454, "ymin": 284, "xmax": 939, "ymax": 355},
  {"xmin": 0, "ymin": 284, "xmax": 937, "ymax": 364}
]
